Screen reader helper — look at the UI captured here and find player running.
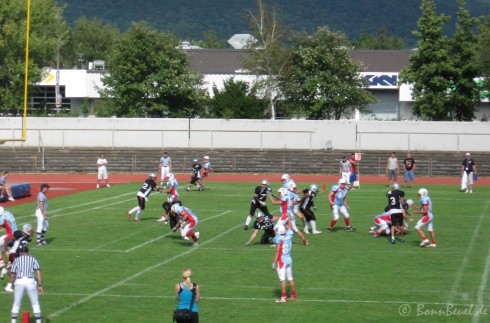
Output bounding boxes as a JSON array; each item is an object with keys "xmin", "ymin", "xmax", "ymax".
[{"xmin": 127, "ymin": 173, "xmax": 163, "ymax": 221}]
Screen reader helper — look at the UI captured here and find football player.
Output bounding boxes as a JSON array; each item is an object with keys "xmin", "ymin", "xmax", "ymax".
[
  {"xmin": 299, "ymin": 184, "xmax": 321, "ymax": 234},
  {"xmin": 127, "ymin": 173, "xmax": 164, "ymax": 221},
  {"xmin": 327, "ymin": 179, "xmax": 355, "ymax": 232},
  {"xmin": 171, "ymin": 204, "xmax": 200, "ymax": 247},
  {"xmin": 185, "ymin": 159, "xmax": 204, "ymax": 192},
  {"xmin": 244, "ymin": 211, "xmax": 275, "ymax": 245},
  {"xmin": 157, "ymin": 173, "xmax": 180, "ymax": 222},
  {"xmin": 412, "ymin": 188, "xmax": 436, "ymax": 248},
  {"xmin": 385, "ymin": 183, "xmax": 405, "ymax": 244},
  {"xmin": 244, "ymin": 179, "xmax": 273, "ymax": 230}
]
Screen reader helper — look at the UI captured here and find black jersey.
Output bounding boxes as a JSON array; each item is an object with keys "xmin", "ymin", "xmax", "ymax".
[
  {"xmin": 386, "ymin": 190, "xmax": 405, "ymax": 210},
  {"xmin": 253, "ymin": 185, "xmax": 269, "ymax": 202},
  {"xmin": 300, "ymin": 190, "xmax": 316, "ymax": 210},
  {"xmin": 139, "ymin": 178, "xmax": 157, "ymax": 197},
  {"xmin": 192, "ymin": 162, "xmax": 202, "ymax": 177},
  {"xmin": 253, "ymin": 217, "xmax": 275, "ymax": 235}
]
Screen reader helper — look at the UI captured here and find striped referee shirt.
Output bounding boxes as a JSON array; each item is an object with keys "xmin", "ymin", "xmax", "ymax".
[{"xmin": 11, "ymin": 254, "xmax": 41, "ymax": 279}]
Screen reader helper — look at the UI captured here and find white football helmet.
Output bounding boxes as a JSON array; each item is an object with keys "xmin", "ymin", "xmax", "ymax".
[
  {"xmin": 0, "ymin": 207, "xmax": 4, "ymax": 216},
  {"xmin": 275, "ymin": 224, "xmax": 286, "ymax": 235},
  {"xmin": 281, "ymin": 174, "xmax": 290, "ymax": 182},
  {"xmin": 149, "ymin": 173, "xmax": 156, "ymax": 179},
  {"xmin": 203, "ymin": 156, "xmax": 209, "ymax": 160},
  {"xmin": 288, "ymin": 182, "xmax": 297, "ymax": 191},
  {"xmin": 310, "ymin": 184, "xmax": 318, "ymax": 192},
  {"xmin": 338, "ymin": 178, "xmax": 347, "ymax": 185},
  {"xmin": 256, "ymin": 210, "xmax": 265, "ymax": 219},
  {"xmin": 393, "ymin": 183, "xmax": 400, "ymax": 190},
  {"xmin": 171, "ymin": 204, "xmax": 183, "ymax": 214},
  {"xmin": 22, "ymin": 223, "xmax": 33, "ymax": 235},
  {"xmin": 193, "ymin": 159, "xmax": 198, "ymax": 163},
  {"xmin": 167, "ymin": 196, "xmax": 174, "ymax": 203},
  {"xmin": 261, "ymin": 179, "xmax": 269, "ymax": 186},
  {"xmin": 166, "ymin": 173, "xmax": 175, "ymax": 181},
  {"xmin": 418, "ymin": 188, "xmax": 428, "ymax": 198},
  {"xmin": 406, "ymin": 199, "xmax": 414, "ymax": 206}
]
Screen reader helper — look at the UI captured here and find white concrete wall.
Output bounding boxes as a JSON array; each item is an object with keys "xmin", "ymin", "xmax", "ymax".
[{"xmin": 0, "ymin": 117, "xmax": 488, "ymax": 152}]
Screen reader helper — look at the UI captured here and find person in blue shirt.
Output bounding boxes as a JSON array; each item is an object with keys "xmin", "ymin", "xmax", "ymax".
[{"xmin": 175, "ymin": 268, "xmax": 200, "ymax": 323}]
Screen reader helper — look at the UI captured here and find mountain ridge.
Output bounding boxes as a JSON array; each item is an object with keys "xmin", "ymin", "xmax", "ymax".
[{"xmin": 59, "ymin": 0, "xmax": 490, "ymax": 46}]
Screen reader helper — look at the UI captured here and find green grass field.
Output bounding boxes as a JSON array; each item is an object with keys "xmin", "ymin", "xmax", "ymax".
[{"xmin": 1, "ymin": 181, "xmax": 489, "ymax": 323}]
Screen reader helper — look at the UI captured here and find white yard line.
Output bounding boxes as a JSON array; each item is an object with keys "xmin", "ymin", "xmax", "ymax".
[
  {"xmin": 472, "ymin": 247, "xmax": 490, "ymax": 323},
  {"xmin": 448, "ymin": 201, "xmax": 490, "ymax": 304},
  {"xmin": 47, "ymin": 213, "xmax": 239, "ymax": 320}
]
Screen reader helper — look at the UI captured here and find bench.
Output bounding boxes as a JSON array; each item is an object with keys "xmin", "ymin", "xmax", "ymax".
[{"xmin": 0, "ymin": 182, "xmax": 31, "ymax": 202}]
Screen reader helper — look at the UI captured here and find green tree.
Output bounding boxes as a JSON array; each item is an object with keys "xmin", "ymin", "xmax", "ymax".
[
  {"xmin": 0, "ymin": 0, "xmax": 68, "ymax": 114},
  {"xmin": 208, "ymin": 78, "xmax": 266, "ymax": 119},
  {"xmin": 63, "ymin": 17, "xmax": 121, "ymax": 69},
  {"xmin": 193, "ymin": 30, "xmax": 228, "ymax": 49},
  {"xmin": 280, "ymin": 27, "xmax": 376, "ymax": 120},
  {"xmin": 353, "ymin": 27, "xmax": 405, "ymax": 50},
  {"xmin": 477, "ymin": 16, "xmax": 490, "ymax": 98},
  {"xmin": 99, "ymin": 22, "xmax": 206, "ymax": 117},
  {"xmin": 244, "ymin": 0, "xmax": 291, "ymax": 119},
  {"xmin": 447, "ymin": 0, "xmax": 480, "ymax": 121},
  {"xmin": 399, "ymin": 0, "xmax": 452, "ymax": 120}
]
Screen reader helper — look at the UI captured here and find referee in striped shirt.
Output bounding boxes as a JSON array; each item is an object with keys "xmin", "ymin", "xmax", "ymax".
[{"xmin": 8, "ymin": 244, "xmax": 43, "ymax": 323}]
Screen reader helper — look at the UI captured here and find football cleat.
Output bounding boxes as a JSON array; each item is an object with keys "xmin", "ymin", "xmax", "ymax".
[
  {"xmin": 420, "ymin": 239, "xmax": 430, "ymax": 246},
  {"xmin": 427, "ymin": 243, "xmax": 437, "ymax": 248},
  {"xmin": 312, "ymin": 230, "xmax": 322, "ymax": 234},
  {"xmin": 195, "ymin": 232, "xmax": 200, "ymax": 239},
  {"xmin": 275, "ymin": 297, "xmax": 287, "ymax": 303},
  {"xmin": 244, "ymin": 225, "xmax": 249, "ymax": 230},
  {"xmin": 134, "ymin": 218, "xmax": 140, "ymax": 222},
  {"xmin": 391, "ymin": 238, "xmax": 396, "ymax": 244},
  {"xmin": 5, "ymin": 284, "xmax": 13, "ymax": 292},
  {"xmin": 328, "ymin": 228, "xmax": 334, "ymax": 233},
  {"xmin": 192, "ymin": 242, "xmax": 199, "ymax": 247},
  {"xmin": 345, "ymin": 226, "xmax": 356, "ymax": 232}
]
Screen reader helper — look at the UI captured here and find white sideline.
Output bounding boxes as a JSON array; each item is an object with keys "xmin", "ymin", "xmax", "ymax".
[
  {"xmin": 47, "ymin": 215, "xmax": 240, "ymax": 319},
  {"xmin": 448, "ymin": 201, "xmax": 489, "ymax": 304},
  {"xmin": 473, "ymin": 245, "xmax": 490, "ymax": 323}
]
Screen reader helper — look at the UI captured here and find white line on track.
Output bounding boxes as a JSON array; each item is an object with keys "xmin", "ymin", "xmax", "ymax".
[{"xmin": 47, "ymin": 214, "xmax": 240, "ymax": 319}]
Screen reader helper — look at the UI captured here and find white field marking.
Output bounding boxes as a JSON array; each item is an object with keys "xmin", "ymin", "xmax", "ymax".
[
  {"xmin": 473, "ymin": 247, "xmax": 490, "ymax": 323},
  {"xmin": 124, "ymin": 210, "xmax": 231, "ymax": 252},
  {"xmin": 13, "ymin": 192, "xmax": 135, "ymax": 221},
  {"xmin": 448, "ymin": 201, "xmax": 490, "ymax": 304},
  {"xmin": 47, "ymin": 218, "xmax": 242, "ymax": 320},
  {"xmin": 40, "ymin": 292, "xmax": 490, "ymax": 307}
]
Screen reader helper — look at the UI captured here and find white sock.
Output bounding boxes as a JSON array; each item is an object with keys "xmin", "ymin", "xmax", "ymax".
[
  {"xmin": 311, "ymin": 220, "xmax": 317, "ymax": 231},
  {"xmin": 245, "ymin": 216, "xmax": 252, "ymax": 226}
]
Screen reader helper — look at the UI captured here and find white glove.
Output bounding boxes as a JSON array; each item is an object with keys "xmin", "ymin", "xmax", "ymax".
[{"xmin": 272, "ymin": 263, "xmax": 277, "ymax": 270}]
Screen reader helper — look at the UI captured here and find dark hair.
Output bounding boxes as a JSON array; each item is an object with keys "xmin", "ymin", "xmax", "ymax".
[
  {"xmin": 40, "ymin": 183, "xmax": 50, "ymax": 190},
  {"xmin": 18, "ymin": 244, "xmax": 29, "ymax": 254}
]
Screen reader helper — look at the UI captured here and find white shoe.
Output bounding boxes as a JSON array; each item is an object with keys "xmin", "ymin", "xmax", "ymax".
[
  {"xmin": 5, "ymin": 283, "xmax": 13, "ymax": 292},
  {"xmin": 420, "ymin": 239, "xmax": 430, "ymax": 246},
  {"xmin": 195, "ymin": 232, "xmax": 200, "ymax": 239},
  {"xmin": 107, "ymin": 184, "xmax": 110, "ymax": 187},
  {"xmin": 192, "ymin": 242, "xmax": 199, "ymax": 247},
  {"xmin": 157, "ymin": 217, "xmax": 166, "ymax": 222},
  {"xmin": 96, "ymin": 184, "xmax": 99, "ymax": 189},
  {"xmin": 427, "ymin": 243, "xmax": 437, "ymax": 248},
  {"xmin": 7, "ymin": 197, "xmax": 15, "ymax": 201},
  {"xmin": 183, "ymin": 236, "xmax": 190, "ymax": 241},
  {"xmin": 303, "ymin": 230, "xmax": 310, "ymax": 234},
  {"xmin": 312, "ymin": 230, "xmax": 322, "ymax": 234},
  {"xmin": 0, "ymin": 267, "xmax": 8, "ymax": 279}
]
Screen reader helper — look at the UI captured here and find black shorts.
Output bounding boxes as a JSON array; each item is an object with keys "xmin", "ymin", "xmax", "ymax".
[{"xmin": 390, "ymin": 212, "xmax": 403, "ymax": 227}]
